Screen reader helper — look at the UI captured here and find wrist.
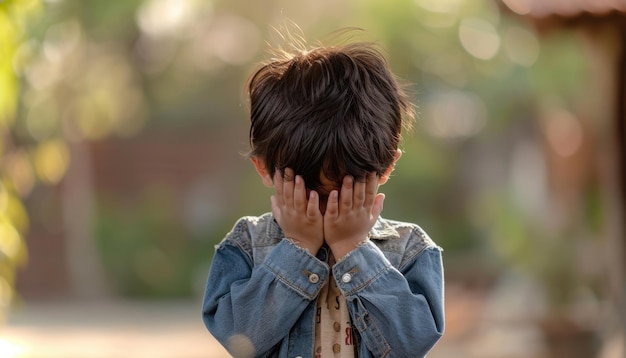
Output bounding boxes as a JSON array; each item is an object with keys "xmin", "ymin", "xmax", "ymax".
[
  {"xmin": 328, "ymin": 236, "xmax": 368, "ymax": 260},
  {"xmin": 286, "ymin": 237, "xmax": 322, "ymax": 255}
]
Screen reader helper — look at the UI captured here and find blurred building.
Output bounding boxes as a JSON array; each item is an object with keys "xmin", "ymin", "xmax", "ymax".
[
  {"xmin": 502, "ymin": 1, "xmax": 626, "ymax": 357},
  {"xmin": 16, "ymin": 129, "xmax": 247, "ymax": 300}
]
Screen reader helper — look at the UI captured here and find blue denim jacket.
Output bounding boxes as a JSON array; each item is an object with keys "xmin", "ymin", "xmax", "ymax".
[{"xmin": 202, "ymin": 213, "xmax": 444, "ymax": 357}]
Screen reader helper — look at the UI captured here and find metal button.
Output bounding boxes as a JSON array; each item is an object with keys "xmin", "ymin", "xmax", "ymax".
[
  {"xmin": 333, "ymin": 322, "xmax": 341, "ymax": 332},
  {"xmin": 333, "ymin": 343, "xmax": 341, "ymax": 353},
  {"xmin": 309, "ymin": 273, "xmax": 319, "ymax": 284},
  {"xmin": 341, "ymin": 273, "xmax": 352, "ymax": 283}
]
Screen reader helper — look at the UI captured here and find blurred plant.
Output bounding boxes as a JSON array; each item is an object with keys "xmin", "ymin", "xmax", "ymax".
[
  {"xmin": 467, "ymin": 34, "xmax": 608, "ymax": 355},
  {"xmin": 338, "ymin": 0, "xmax": 545, "ymax": 280},
  {"xmin": 0, "ymin": 0, "xmax": 41, "ymax": 322},
  {"xmin": 4, "ymin": 0, "xmax": 151, "ymax": 299},
  {"xmin": 480, "ymin": 191, "xmax": 594, "ymax": 307},
  {"xmin": 95, "ymin": 188, "xmax": 214, "ymax": 298},
  {"xmin": 2, "ymin": 0, "xmax": 609, "ymax": 318}
]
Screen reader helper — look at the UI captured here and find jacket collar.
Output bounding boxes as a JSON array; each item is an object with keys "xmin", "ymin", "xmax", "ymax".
[{"xmin": 368, "ymin": 218, "xmax": 401, "ymax": 240}]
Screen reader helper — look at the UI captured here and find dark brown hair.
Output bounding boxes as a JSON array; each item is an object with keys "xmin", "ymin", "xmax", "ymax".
[{"xmin": 247, "ymin": 42, "xmax": 413, "ymax": 193}]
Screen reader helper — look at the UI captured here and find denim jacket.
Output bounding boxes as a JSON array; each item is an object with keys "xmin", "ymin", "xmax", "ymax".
[{"xmin": 202, "ymin": 213, "xmax": 445, "ymax": 358}]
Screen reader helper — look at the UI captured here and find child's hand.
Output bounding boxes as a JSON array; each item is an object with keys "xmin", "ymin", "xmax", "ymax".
[
  {"xmin": 271, "ymin": 168, "xmax": 324, "ymax": 254},
  {"xmin": 324, "ymin": 172, "xmax": 385, "ymax": 259}
]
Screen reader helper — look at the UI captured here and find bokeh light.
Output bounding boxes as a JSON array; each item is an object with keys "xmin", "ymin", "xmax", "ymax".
[
  {"xmin": 0, "ymin": 0, "xmax": 623, "ymax": 357},
  {"xmin": 459, "ymin": 18, "xmax": 501, "ymax": 60},
  {"xmin": 504, "ymin": 26, "xmax": 540, "ymax": 67}
]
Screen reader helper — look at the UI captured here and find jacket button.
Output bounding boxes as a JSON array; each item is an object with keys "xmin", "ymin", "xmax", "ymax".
[
  {"xmin": 308, "ymin": 273, "xmax": 319, "ymax": 283},
  {"xmin": 333, "ymin": 343, "xmax": 341, "ymax": 353},
  {"xmin": 341, "ymin": 273, "xmax": 352, "ymax": 283}
]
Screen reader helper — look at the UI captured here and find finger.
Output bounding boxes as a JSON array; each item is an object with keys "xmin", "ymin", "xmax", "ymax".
[
  {"xmin": 270, "ymin": 195, "xmax": 282, "ymax": 222},
  {"xmin": 273, "ymin": 170, "xmax": 284, "ymax": 205},
  {"xmin": 293, "ymin": 175, "xmax": 306, "ymax": 211},
  {"xmin": 325, "ymin": 190, "xmax": 339, "ymax": 219},
  {"xmin": 282, "ymin": 168, "xmax": 295, "ymax": 207},
  {"xmin": 283, "ymin": 167, "xmax": 295, "ymax": 182},
  {"xmin": 353, "ymin": 176, "xmax": 366, "ymax": 208},
  {"xmin": 372, "ymin": 193, "xmax": 385, "ymax": 220},
  {"xmin": 363, "ymin": 172, "xmax": 378, "ymax": 208},
  {"xmin": 306, "ymin": 190, "xmax": 321, "ymax": 218},
  {"xmin": 340, "ymin": 176, "xmax": 353, "ymax": 211}
]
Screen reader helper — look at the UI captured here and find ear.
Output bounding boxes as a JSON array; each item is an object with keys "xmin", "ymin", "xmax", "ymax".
[
  {"xmin": 378, "ymin": 149, "xmax": 402, "ymax": 185},
  {"xmin": 251, "ymin": 156, "xmax": 274, "ymax": 188}
]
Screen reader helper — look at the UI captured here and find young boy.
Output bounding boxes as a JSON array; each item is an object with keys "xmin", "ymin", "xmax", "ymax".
[{"xmin": 202, "ymin": 41, "xmax": 445, "ymax": 358}]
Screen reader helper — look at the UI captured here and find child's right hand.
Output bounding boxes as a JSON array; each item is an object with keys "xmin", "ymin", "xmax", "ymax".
[{"xmin": 271, "ymin": 168, "xmax": 324, "ymax": 254}]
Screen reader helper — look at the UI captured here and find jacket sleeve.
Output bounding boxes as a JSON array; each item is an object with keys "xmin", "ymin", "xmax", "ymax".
[
  {"xmin": 334, "ymin": 239, "xmax": 445, "ymax": 358},
  {"xmin": 202, "ymin": 227, "xmax": 328, "ymax": 357}
]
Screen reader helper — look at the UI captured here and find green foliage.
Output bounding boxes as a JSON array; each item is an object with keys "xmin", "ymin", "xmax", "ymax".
[
  {"xmin": 0, "ymin": 0, "xmax": 40, "ymax": 321},
  {"xmin": 95, "ymin": 188, "xmax": 214, "ymax": 298},
  {"xmin": 78, "ymin": 0, "xmax": 144, "ymax": 40},
  {"xmin": 4, "ymin": 0, "xmax": 605, "ymax": 309},
  {"xmin": 530, "ymin": 33, "xmax": 589, "ymax": 99}
]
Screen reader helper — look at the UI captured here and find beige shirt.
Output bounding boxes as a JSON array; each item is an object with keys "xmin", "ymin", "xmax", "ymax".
[{"xmin": 314, "ymin": 250, "xmax": 356, "ymax": 358}]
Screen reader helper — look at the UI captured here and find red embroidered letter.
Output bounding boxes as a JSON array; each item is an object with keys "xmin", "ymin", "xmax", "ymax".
[{"xmin": 345, "ymin": 326, "xmax": 353, "ymax": 345}]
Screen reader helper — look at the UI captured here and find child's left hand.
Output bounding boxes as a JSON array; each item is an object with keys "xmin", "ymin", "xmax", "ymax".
[{"xmin": 323, "ymin": 172, "xmax": 384, "ymax": 259}]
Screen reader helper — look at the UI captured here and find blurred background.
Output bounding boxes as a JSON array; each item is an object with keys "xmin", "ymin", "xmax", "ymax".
[{"xmin": 0, "ymin": 0, "xmax": 624, "ymax": 357}]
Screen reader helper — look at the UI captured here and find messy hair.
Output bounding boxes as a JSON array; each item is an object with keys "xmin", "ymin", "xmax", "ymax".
[{"xmin": 247, "ymin": 41, "xmax": 413, "ymax": 193}]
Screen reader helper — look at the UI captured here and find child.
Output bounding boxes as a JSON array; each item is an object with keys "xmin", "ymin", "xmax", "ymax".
[{"xmin": 202, "ymin": 40, "xmax": 445, "ymax": 358}]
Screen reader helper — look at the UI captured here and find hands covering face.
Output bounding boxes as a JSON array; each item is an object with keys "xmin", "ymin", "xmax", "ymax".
[{"xmin": 270, "ymin": 168, "xmax": 385, "ymax": 259}]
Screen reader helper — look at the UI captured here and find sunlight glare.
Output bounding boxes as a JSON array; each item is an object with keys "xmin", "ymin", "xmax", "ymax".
[
  {"xmin": 415, "ymin": 0, "xmax": 465, "ymax": 14},
  {"xmin": 33, "ymin": 139, "xmax": 70, "ymax": 185},
  {"xmin": 0, "ymin": 339, "xmax": 24, "ymax": 358},
  {"xmin": 459, "ymin": 18, "xmax": 500, "ymax": 60},
  {"xmin": 0, "ymin": 219, "xmax": 21, "ymax": 262},
  {"xmin": 423, "ymin": 90, "xmax": 487, "ymax": 138},
  {"xmin": 137, "ymin": 0, "xmax": 194, "ymax": 38}
]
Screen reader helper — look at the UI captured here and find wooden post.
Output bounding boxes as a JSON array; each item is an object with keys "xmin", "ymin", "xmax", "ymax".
[{"xmin": 616, "ymin": 20, "xmax": 626, "ymax": 344}]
